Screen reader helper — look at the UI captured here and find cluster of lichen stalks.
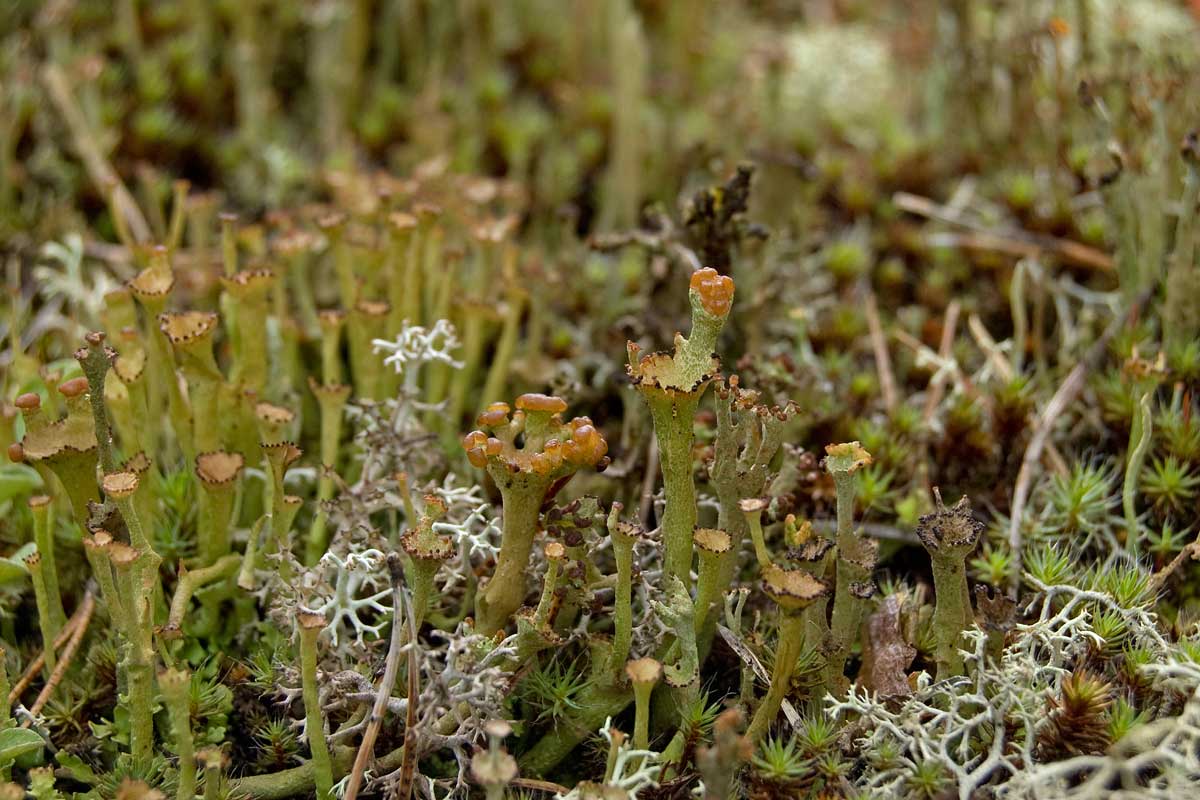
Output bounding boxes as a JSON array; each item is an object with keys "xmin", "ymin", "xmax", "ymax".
[
  {"xmin": 1, "ymin": 228, "xmax": 994, "ymax": 797},
  {"xmin": 0, "ymin": 172, "xmax": 549, "ymax": 798},
  {"xmin": 453, "ymin": 267, "xmax": 988, "ymax": 787}
]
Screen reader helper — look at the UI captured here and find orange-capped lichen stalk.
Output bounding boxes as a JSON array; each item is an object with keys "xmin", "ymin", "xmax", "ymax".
[
  {"xmin": 462, "ymin": 393, "xmax": 609, "ymax": 635},
  {"xmin": 626, "ymin": 267, "xmax": 734, "ymax": 583}
]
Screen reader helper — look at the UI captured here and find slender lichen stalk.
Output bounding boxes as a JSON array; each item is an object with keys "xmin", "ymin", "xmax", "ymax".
[
  {"xmin": 129, "ymin": 247, "xmax": 192, "ymax": 461},
  {"xmin": 102, "ymin": 469, "xmax": 162, "ymax": 769},
  {"xmin": 23, "ymin": 552, "xmax": 57, "ymax": 677},
  {"xmin": 693, "ymin": 528, "xmax": 732, "ymax": 633},
  {"xmin": 223, "ymin": 269, "xmax": 276, "ymax": 396},
  {"xmin": 607, "ymin": 503, "xmax": 641, "ymax": 673},
  {"xmin": 195, "ymin": 451, "xmax": 244, "ymax": 564},
  {"xmin": 159, "ymin": 311, "xmax": 223, "ymax": 453},
  {"xmin": 478, "ymin": 249, "xmax": 525, "ymax": 409},
  {"xmin": 1123, "ymin": 389, "xmax": 1154, "ymax": 549},
  {"xmin": 740, "ymin": 498, "xmax": 773, "ymax": 570},
  {"xmin": 746, "ymin": 567, "xmax": 827, "ymax": 742},
  {"xmin": 306, "ymin": 378, "xmax": 350, "ymax": 564},
  {"xmin": 28, "ymin": 495, "xmax": 66, "ymax": 632},
  {"xmin": 706, "ymin": 381, "xmax": 791, "ymax": 640},
  {"xmin": 532, "ymin": 541, "xmax": 565, "ymax": 627},
  {"xmin": 917, "ymin": 488, "xmax": 984, "ymax": 680},
  {"xmin": 627, "ymin": 268, "xmax": 734, "ymax": 584},
  {"xmin": 160, "ymin": 668, "xmax": 196, "ymax": 800},
  {"xmin": 626, "ymin": 658, "xmax": 662, "ymax": 758},
  {"xmin": 822, "ymin": 442, "xmax": 876, "ymax": 697},
  {"xmin": 298, "ymin": 611, "xmax": 335, "ymax": 800},
  {"xmin": 1164, "ymin": 133, "xmax": 1200, "ymax": 353}
]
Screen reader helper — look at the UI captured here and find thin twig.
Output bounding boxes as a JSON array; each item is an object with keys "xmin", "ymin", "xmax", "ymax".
[
  {"xmin": 638, "ymin": 436, "xmax": 659, "ymax": 529},
  {"xmin": 893, "ymin": 191, "xmax": 1114, "ymax": 273},
  {"xmin": 1149, "ymin": 533, "xmax": 1200, "ymax": 595},
  {"xmin": 967, "ymin": 313, "xmax": 1069, "ymax": 477},
  {"xmin": 343, "ymin": 556, "xmax": 407, "ymax": 800},
  {"xmin": 923, "ymin": 301, "xmax": 961, "ymax": 422},
  {"xmin": 22, "ymin": 587, "xmax": 95, "ymax": 722},
  {"xmin": 510, "ymin": 777, "xmax": 571, "ymax": 794},
  {"xmin": 863, "ymin": 286, "xmax": 898, "ymax": 413},
  {"xmin": 396, "ymin": 589, "xmax": 420, "ymax": 800},
  {"xmin": 1007, "ymin": 288, "xmax": 1153, "ymax": 592}
]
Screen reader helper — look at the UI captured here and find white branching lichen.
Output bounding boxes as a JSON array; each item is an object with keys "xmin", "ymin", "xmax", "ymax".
[{"xmin": 830, "ymin": 578, "xmax": 1173, "ymax": 800}]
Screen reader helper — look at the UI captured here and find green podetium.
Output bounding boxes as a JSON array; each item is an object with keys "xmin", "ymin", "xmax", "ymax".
[
  {"xmin": 462, "ymin": 393, "xmax": 610, "ymax": 635},
  {"xmin": 822, "ymin": 441, "xmax": 878, "ymax": 697},
  {"xmin": 12, "ymin": 380, "xmax": 100, "ymax": 528},
  {"xmin": 627, "ymin": 267, "xmax": 735, "ymax": 585},
  {"xmin": 158, "ymin": 311, "xmax": 223, "ymax": 453},
  {"xmin": 746, "ymin": 566, "xmax": 829, "ymax": 742},
  {"xmin": 297, "ymin": 611, "xmax": 334, "ymax": 800},
  {"xmin": 398, "ymin": 494, "xmax": 456, "ymax": 630},
  {"xmin": 917, "ymin": 488, "xmax": 984, "ymax": 679}
]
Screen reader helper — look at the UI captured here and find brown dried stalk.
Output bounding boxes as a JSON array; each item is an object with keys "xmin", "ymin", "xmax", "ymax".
[{"xmin": 343, "ymin": 555, "xmax": 406, "ymax": 800}]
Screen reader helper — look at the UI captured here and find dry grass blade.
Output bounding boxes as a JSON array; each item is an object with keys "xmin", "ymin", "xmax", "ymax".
[
  {"xmin": 343, "ymin": 556, "xmax": 407, "ymax": 800},
  {"xmin": 1007, "ymin": 288, "xmax": 1154, "ymax": 592},
  {"xmin": 396, "ymin": 589, "xmax": 420, "ymax": 800}
]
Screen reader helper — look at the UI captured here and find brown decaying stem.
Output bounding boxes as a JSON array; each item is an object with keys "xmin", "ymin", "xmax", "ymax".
[
  {"xmin": 967, "ymin": 313, "xmax": 1068, "ymax": 477},
  {"xmin": 863, "ymin": 286, "xmax": 897, "ymax": 413},
  {"xmin": 1007, "ymin": 288, "xmax": 1154, "ymax": 592},
  {"xmin": 509, "ymin": 777, "xmax": 570, "ymax": 794},
  {"xmin": 396, "ymin": 590, "xmax": 420, "ymax": 800},
  {"xmin": 923, "ymin": 300, "xmax": 961, "ymax": 422},
  {"xmin": 21, "ymin": 587, "xmax": 95, "ymax": 721},
  {"xmin": 637, "ymin": 436, "xmax": 659, "ymax": 528},
  {"xmin": 1149, "ymin": 533, "xmax": 1200, "ymax": 595},
  {"xmin": 343, "ymin": 556, "xmax": 406, "ymax": 800},
  {"xmin": 892, "ymin": 191, "xmax": 1114, "ymax": 273}
]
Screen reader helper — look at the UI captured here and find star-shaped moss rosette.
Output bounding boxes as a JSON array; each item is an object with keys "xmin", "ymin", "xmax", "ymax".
[
  {"xmin": 463, "ymin": 393, "xmax": 609, "ymax": 635},
  {"xmin": 14, "ymin": 380, "xmax": 100, "ymax": 526},
  {"xmin": 626, "ymin": 267, "xmax": 734, "ymax": 583},
  {"xmin": 918, "ymin": 488, "xmax": 984, "ymax": 679},
  {"xmin": 746, "ymin": 565, "xmax": 829, "ymax": 742},
  {"xmin": 399, "ymin": 494, "xmax": 456, "ymax": 628}
]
